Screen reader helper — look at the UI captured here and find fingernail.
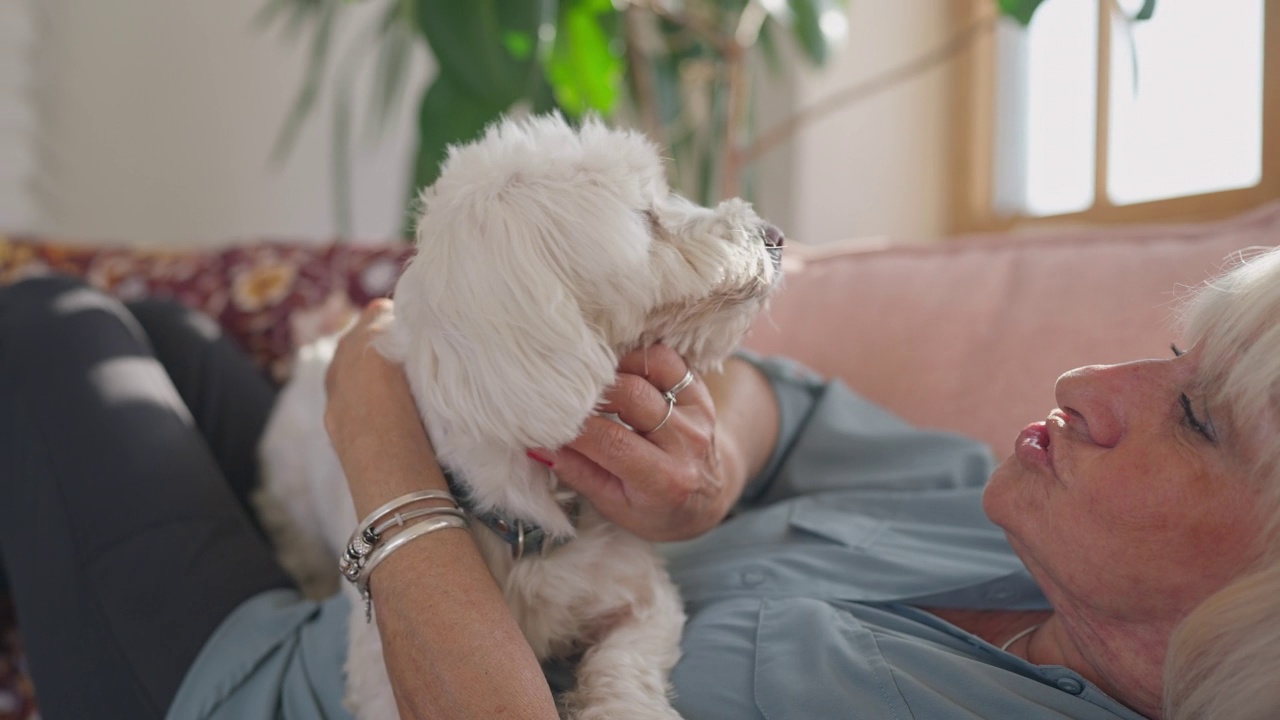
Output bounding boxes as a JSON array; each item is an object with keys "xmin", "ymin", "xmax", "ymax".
[{"xmin": 526, "ymin": 450, "xmax": 554, "ymax": 467}]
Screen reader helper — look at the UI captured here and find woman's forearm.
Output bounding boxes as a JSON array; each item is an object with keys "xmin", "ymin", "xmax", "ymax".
[{"xmin": 340, "ymin": 425, "xmax": 560, "ymax": 720}]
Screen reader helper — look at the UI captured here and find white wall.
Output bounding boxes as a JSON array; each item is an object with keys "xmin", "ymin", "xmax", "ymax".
[
  {"xmin": 0, "ymin": 0, "xmax": 41, "ymax": 232},
  {"xmin": 21, "ymin": 0, "xmax": 427, "ymax": 247},
  {"xmin": 3, "ymin": 1, "xmax": 956, "ymax": 247},
  {"xmin": 770, "ymin": 2, "xmax": 959, "ymax": 244}
]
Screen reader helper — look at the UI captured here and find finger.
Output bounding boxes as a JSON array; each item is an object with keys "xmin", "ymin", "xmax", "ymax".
[
  {"xmin": 617, "ymin": 344, "xmax": 690, "ymax": 396},
  {"xmin": 566, "ymin": 415, "xmax": 671, "ymax": 487},
  {"xmin": 544, "ymin": 447, "xmax": 633, "ymax": 519},
  {"xmin": 364, "ymin": 298, "xmax": 393, "ymax": 317},
  {"xmin": 621, "ymin": 345, "xmax": 706, "ymax": 415},
  {"xmin": 360, "ymin": 299, "xmax": 394, "ymax": 334},
  {"xmin": 597, "ymin": 374, "xmax": 673, "ymax": 435}
]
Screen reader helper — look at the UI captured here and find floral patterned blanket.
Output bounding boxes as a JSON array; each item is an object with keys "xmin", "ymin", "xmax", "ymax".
[
  {"xmin": 0, "ymin": 234, "xmax": 412, "ymax": 719},
  {"xmin": 0, "ymin": 234, "xmax": 411, "ymax": 381}
]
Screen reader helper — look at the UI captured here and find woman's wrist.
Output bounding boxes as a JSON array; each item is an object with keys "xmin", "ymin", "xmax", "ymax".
[
  {"xmin": 325, "ymin": 363, "xmax": 450, "ymax": 517},
  {"xmin": 706, "ymin": 357, "xmax": 780, "ymax": 499},
  {"xmin": 338, "ymin": 430, "xmax": 451, "ymax": 520}
]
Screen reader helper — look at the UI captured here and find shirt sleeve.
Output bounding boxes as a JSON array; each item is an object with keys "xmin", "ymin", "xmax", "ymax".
[
  {"xmin": 732, "ymin": 351, "xmax": 996, "ymax": 510},
  {"xmin": 733, "ymin": 351, "xmax": 829, "ymax": 507}
]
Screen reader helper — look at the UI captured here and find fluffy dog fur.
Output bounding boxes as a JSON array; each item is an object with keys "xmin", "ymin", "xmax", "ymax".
[{"xmin": 257, "ymin": 114, "xmax": 782, "ymax": 719}]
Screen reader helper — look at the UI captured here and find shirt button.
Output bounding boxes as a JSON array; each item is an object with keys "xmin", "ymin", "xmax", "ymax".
[
  {"xmin": 1056, "ymin": 677, "xmax": 1085, "ymax": 695},
  {"xmin": 741, "ymin": 569, "xmax": 767, "ymax": 587}
]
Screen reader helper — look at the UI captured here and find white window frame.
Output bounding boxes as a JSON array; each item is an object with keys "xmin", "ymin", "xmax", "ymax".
[{"xmin": 949, "ymin": 0, "xmax": 1280, "ymax": 233}]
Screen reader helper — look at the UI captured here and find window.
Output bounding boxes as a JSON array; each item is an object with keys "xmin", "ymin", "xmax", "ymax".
[{"xmin": 951, "ymin": 0, "xmax": 1278, "ymax": 232}]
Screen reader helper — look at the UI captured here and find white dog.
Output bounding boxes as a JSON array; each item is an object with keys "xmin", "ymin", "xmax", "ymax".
[{"xmin": 256, "ymin": 113, "xmax": 783, "ymax": 719}]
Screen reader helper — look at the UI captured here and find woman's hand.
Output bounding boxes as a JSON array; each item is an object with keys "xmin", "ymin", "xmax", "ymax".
[
  {"xmin": 324, "ymin": 301, "xmax": 410, "ymax": 452},
  {"xmin": 533, "ymin": 345, "xmax": 764, "ymax": 542},
  {"xmin": 322, "ymin": 300, "xmax": 451, "ymax": 515}
]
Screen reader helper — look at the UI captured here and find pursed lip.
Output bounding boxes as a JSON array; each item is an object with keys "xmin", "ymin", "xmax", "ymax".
[
  {"xmin": 1015, "ymin": 421, "xmax": 1050, "ymax": 470},
  {"xmin": 1015, "ymin": 412, "xmax": 1066, "ymax": 479}
]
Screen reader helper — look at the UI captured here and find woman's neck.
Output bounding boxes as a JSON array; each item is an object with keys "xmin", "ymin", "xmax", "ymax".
[
  {"xmin": 921, "ymin": 607, "xmax": 1051, "ymax": 649},
  {"xmin": 1030, "ymin": 613, "xmax": 1166, "ymax": 719},
  {"xmin": 920, "ymin": 607, "xmax": 1165, "ymax": 719}
]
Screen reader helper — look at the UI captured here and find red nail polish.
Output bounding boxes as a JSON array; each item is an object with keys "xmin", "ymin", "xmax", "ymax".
[{"xmin": 526, "ymin": 450, "xmax": 554, "ymax": 467}]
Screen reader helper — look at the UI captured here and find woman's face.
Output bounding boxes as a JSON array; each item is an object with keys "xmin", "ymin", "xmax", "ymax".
[{"xmin": 983, "ymin": 346, "xmax": 1264, "ymax": 621}]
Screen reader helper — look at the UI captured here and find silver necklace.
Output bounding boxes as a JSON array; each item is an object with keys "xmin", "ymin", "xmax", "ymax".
[{"xmin": 1000, "ymin": 623, "xmax": 1042, "ymax": 652}]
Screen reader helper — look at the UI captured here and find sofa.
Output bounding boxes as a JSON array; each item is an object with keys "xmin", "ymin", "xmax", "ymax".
[{"xmin": 1, "ymin": 202, "xmax": 1278, "ymax": 718}]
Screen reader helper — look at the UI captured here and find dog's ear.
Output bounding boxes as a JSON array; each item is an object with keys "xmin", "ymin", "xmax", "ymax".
[{"xmin": 386, "ymin": 215, "xmax": 618, "ymax": 452}]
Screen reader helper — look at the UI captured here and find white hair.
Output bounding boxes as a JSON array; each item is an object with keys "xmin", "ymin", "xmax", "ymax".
[{"xmin": 1164, "ymin": 246, "xmax": 1280, "ymax": 719}]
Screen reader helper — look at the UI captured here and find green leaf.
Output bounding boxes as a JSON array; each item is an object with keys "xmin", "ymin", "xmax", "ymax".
[
  {"xmin": 781, "ymin": 0, "xmax": 847, "ymax": 67},
  {"xmin": 996, "ymin": 0, "xmax": 1046, "ymax": 26},
  {"xmin": 503, "ymin": 30, "xmax": 536, "ymax": 60},
  {"xmin": 1132, "ymin": 0, "xmax": 1156, "ymax": 21},
  {"xmin": 544, "ymin": 0, "xmax": 623, "ymax": 116},
  {"xmin": 271, "ymin": 0, "xmax": 338, "ymax": 162},
  {"xmin": 256, "ymin": 0, "xmax": 327, "ymax": 39},
  {"xmin": 414, "ymin": 0, "xmax": 546, "ymax": 108},
  {"xmin": 410, "ymin": 74, "xmax": 506, "ymax": 216},
  {"xmin": 368, "ymin": 0, "xmax": 418, "ymax": 142},
  {"xmin": 530, "ymin": 74, "xmax": 563, "ymax": 116},
  {"xmin": 756, "ymin": 19, "xmax": 783, "ymax": 75}
]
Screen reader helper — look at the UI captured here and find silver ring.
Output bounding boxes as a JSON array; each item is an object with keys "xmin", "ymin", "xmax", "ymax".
[
  {"xmin": 662, "ymin": 369, "xmax": 696, "ymax": 405},
  {"xmin": 648, "ymin": 397, "xmax": 675, "ymax": 433}
]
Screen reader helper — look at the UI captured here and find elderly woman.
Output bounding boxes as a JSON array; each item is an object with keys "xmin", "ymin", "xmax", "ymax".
[{"xmin": 0, "ymin": 246, "xmax": 1276, "ymax": 720}]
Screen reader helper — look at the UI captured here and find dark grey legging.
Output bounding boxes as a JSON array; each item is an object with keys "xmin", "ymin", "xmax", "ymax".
[{"xmin": 0, "ymin": 275, "xmax": 294, "ymax": 719}]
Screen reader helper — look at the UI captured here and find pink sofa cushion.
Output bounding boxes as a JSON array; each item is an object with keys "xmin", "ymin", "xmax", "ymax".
[{"xmin": 745, "ymin": 202, "xmax": 1280, "ymax": 454}]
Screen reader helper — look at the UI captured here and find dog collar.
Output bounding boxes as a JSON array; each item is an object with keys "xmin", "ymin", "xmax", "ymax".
[{"xmin": 442, "ymin": 469, "xmax": 579, "ymax": 560}]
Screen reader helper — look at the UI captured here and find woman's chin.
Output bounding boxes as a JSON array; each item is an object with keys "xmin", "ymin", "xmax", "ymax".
[{"xmin": 981, "ymin": 457, "xmax": 1037, "ymax": 530}]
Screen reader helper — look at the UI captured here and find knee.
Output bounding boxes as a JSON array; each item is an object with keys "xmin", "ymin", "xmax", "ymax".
[
  {"xmin": 0, "ymin": 273, "xmax": 88, "ymax": 310},
  {"xmin": 0, "ymin": 274, "xmax": 135, "ymax": 343},
  {"xmin": 0, "ymin": 274, "xmax": 97, "ymax": 325},
  {"xmin": 128, "ymin": 299, "xmax": 224, "ymax": 345}
]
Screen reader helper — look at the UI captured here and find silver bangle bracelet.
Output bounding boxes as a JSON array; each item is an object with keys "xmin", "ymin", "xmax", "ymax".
[
  {"xmin": 371, "ymin": 505, "xmax": 467, "ymax": 537},
  {"xmin": 340, "ymin": 490, "xmax": 459, "ymax": 583},
  {"xmin": 355, "ymin": 490, "xmax": 458, "ymax": 542},
  {"xmin": 355, "ymin": 513, "xmax": 470, "ymax": 621},
  {"xmin": 358, "ymin": 513, "xmax": 470, "ymax": 587}
]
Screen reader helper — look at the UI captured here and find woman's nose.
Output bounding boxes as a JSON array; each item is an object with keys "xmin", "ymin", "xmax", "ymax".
[{"xmin": 1054, "ymin": 363, "xmax": 1133, "ymax": 448}]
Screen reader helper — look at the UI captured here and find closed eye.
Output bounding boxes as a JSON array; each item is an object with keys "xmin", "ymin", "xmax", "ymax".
[
  {"xmin": 1171, "ymin": 344, "xmax": 1216, "ymax": 442},
  {"xmin": 1179, "ymin": 393, "xmax": 1216, "ymax": 442}
]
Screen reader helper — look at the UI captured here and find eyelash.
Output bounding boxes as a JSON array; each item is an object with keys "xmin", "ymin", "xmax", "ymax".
[
  {"xmin": 1170, "ymin": 344, "xmax": 1216, "ymax": 442},
  {"xmin": 1179, "ymin": 393, "xmax": 1216, "ymax": 442}
]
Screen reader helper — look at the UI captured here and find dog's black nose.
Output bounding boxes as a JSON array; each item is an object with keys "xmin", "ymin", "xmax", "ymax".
[{"xmin": 763, "ymin": 224, "xmax": 785, "ymax": 248}]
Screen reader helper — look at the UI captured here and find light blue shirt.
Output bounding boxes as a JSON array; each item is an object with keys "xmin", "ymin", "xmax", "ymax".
[{"xmin": 168, "ymin": 355, "xmax": 1147, "ymax": 719}]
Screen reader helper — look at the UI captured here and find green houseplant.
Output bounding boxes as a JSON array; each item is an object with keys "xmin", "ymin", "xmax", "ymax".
[{"xmin": 262, "ymin": 0, "xmax": 1153, "ymax": 234}]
